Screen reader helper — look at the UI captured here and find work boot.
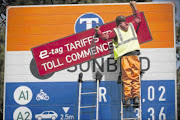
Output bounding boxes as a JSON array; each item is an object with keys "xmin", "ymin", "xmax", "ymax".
[
  {"xmin": 124, "ymin": 98, "xmax": 131, "ymax": 107},
  {"xmin": 133, "ymin": 96, "xmax": 139, "ymax": 107}
]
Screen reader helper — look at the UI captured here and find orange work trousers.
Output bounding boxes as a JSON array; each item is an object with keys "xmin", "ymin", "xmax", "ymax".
[{"xmin": 121, "ymin": 55, "xmax": 141, "ymax": 101}]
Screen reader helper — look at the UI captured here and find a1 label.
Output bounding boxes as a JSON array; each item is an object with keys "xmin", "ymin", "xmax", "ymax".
[{"xmin": 14, "ymin": 86, "xmax": 33, "ymax": 105}]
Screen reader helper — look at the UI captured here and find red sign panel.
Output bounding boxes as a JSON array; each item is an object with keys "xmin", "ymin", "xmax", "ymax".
[{"xmin": 31, "ymin": 12, "xmax": 152, "ymax": 76}]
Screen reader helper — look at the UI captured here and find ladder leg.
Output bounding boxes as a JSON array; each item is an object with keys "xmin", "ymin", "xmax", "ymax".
[
  {"xmin": 121, "ymin": 82, "xmax": 123, "ymax": 120},
  {"xmin": 78, "ymin": 82, "xmax": 82, "ymax": 120},
  {"xmin": 135, "ymin": 73, "xmax": 142, "ymax": 120},
  {"xmin": 96, "ymin": 80, "xmax": 99, "ymax": 120},
  {"xmin": 119, "ymin": 58, "xmax": 123, "ymax": 120},
  {"xmin": 139, "ymin": 75, "xmax": 142, "ymax": 120}
]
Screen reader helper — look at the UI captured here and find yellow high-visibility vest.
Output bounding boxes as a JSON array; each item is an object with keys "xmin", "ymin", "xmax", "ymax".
[{"xmin": 113, "ymin": 23, "xmax": 140, "ymax": 60}]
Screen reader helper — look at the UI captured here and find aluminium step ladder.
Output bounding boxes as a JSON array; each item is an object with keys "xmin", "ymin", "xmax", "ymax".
[
  {"xmin": 78, "ymin": 71, "xmax": 102, "ymax": 120},
  {"xmin": 118, "ymin": 70, "xmax": 144, "ymax": 120}
]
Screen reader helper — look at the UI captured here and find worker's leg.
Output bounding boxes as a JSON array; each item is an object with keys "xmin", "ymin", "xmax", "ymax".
[
  {"xmin": 130, "ymin": 56, "xmax": 141, "ymax": 99},
  {"xmin": 121, "ymin": 56, "xmax": 133, "ymax": 101}
]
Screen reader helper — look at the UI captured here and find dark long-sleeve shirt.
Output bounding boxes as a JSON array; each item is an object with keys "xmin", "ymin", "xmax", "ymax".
[{"xmin": 97, "ymin": 10, "xmax": 141, "ymax": 40}]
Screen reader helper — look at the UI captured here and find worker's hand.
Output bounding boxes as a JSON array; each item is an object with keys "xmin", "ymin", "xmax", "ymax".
[
  {"xmin": 95, "ymin": 26, "xmax": 100, "ymax": 32},
  {"xmin": 130, "ymin": 1, "xmax": 136, "ymax": 7},
  {"xmin": 130, "ymin": 1, "xmax": 137, "ymax": 11},
  {"xmin": 94, "ymin": 26, "xmax": 100, "ymax": 38}
]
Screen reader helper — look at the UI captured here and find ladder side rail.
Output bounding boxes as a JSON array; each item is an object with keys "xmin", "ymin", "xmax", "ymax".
[
  {"xmin": 119, "ymin": 58, "xmax": 124, "ymax": 120},
  {"xmin": 121, "ymin": 81, "xmax": 124, "ymax": 120},
  {"xmin": 78, "ymin": 82, "xmax": 82, "ymax": 120},
  {"xmin": 139, "ymin": 71, "xmax": 144, "ymax": 120},
  {"xmin": 96, "ymin": 79, "xmax": 99, "ymax": 120},
  {"xmin": 139, "ymin": 77, "xmax": 142, "ymax": 120}
]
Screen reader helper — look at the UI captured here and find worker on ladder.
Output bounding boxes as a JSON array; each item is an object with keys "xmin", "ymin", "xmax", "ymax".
[{"xmin": 95, "ymin": 1, "xmax": 141, "ymax": 107}]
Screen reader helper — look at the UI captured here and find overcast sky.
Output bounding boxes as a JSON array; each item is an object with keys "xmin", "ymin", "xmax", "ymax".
[{"xmin": 152, "ymin": 0, "xmax": 180, "ymax": 23}]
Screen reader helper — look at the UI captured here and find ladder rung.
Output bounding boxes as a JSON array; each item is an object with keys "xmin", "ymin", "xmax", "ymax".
[
  {"xmin": 80, "ymin": 105, "xmax": 96, "ymax": 109},
  {"xmin": 123, "ymin": 118, "xmax": 140, "ymax": 120},
  {"xmin": 81, "ymin": 92, "xmax": 97, "ymax": 95},
  {"xmin": 83, "ymin": 80, "xmax": 97, "ymax": 82},
  {"xmin": 123, "ymin": 104, "xmax": 139, "ymax": 107}
]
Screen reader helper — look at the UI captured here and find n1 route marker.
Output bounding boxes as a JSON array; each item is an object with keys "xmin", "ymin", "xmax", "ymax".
[{"xmin": 31, "ymin": 12, "xmax": 152, "ymax": 76}]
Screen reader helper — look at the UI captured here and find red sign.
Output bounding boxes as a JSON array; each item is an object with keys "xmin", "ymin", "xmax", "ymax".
[{"xmin": 31, "ymin": 12, "xmax": 152, "ymax": 76}]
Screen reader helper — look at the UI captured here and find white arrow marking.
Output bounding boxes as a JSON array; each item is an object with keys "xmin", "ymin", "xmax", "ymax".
[{"xmin": 62, "ymin": 107, "xmax": 70, "ymax": 113}]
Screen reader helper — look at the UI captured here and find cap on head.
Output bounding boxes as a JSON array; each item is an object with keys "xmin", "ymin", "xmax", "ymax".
[{"xmin": 115, "ymin": 15, "xmax": 126, "ymax": 27}]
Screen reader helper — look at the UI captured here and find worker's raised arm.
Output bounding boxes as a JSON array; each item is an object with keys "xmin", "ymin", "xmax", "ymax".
[
  {"xmin": 94, "ymin": 26, "xmax": 116, "ymax": 41},
  {"xmin": 130, "ymin": 1, "xmax": 137, "ymax": 13},
  {"xmin": 130, "ymin": 1, "xmax": 141, "ymax": 31}
]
